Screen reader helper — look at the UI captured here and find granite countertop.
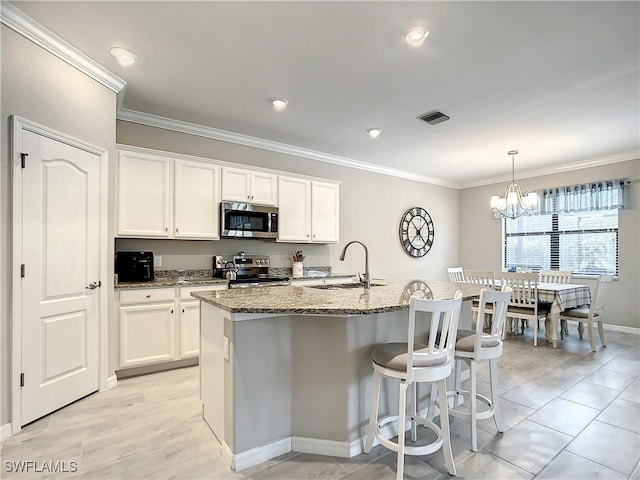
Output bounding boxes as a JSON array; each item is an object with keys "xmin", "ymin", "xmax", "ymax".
[
  {"xmin": 115, "ymin": 269, "xmax": 227, "ymax": 289},
  {"xmin": 289, "ymin": 273, "xmax": 356, "ymax": 281},
  {"xmin": 191, "ymin": 280, "xmax": 485, "ymax": 315},
  {"xmin": 115, "ymin": 268, "xmax": 355, "ymax": 289}
]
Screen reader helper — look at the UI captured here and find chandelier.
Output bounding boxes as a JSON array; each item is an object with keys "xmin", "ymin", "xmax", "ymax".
[{"xmin": 490, "ymin": 150, "xmax": 538, "ymax": 219}]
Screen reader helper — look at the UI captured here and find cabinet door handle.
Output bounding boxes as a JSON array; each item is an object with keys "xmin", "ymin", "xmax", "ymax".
[
  {"xmin": 182, "ymin": 308, "xmax": 185, "ymax": 313},
  {"xmin": 171, "ymin": 309, "xmax": 174, "ymax": 314},
  {"xmin": 176, "ymin": 227, "xmax": 179, "ymax": 233},
  {"xmin": 164, "ymin": 227, "xmax": 169, "ymax": 232},
  {"xmin": 146, "ymin": 294, "xmax": 151, "ymax": 298}
]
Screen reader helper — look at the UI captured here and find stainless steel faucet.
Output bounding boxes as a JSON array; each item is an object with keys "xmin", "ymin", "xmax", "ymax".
[{"xmin": 339, "ymin": 241, "xmax": 371, "ymax": 289}]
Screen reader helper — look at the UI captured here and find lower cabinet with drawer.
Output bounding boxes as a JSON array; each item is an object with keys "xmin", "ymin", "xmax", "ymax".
[{"xmin": 117, "ymin": 284, "xmax": 227, "ymax": 371}]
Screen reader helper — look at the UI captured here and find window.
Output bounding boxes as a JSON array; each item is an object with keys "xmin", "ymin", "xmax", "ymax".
[{"xmin": 504, "ymin": 210, "xmax": 619, "ymax": 276}]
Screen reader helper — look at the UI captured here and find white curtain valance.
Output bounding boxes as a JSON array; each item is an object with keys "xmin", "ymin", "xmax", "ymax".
[{"xmin": 537, "ymin": 179, "xmax": 625, "ymax": 215}]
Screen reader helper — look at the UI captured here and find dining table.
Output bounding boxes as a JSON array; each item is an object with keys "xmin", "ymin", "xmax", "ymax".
[{"xmin": 537, "ymin": 282, "xmax": 592, "ymax": 348}]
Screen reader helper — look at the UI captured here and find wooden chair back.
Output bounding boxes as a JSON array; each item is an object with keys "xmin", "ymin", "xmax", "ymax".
[
  {"xmin": 499, "ymin": 272, "xmax": 540, "ymax": 310},
  {"xmin": 447, "ymin": 267, "xmax": 464, "ymax": 282},
  {"xmin": 538, "ymin": 270, "xmax": 572, "ymax": 284},
  {"xmin": 464, "ymin": 269, "xmax": 496, "ymax": 289},
  {"xmin": 407, "ymin": 291, "xmax": 463, "ymax": 382}
]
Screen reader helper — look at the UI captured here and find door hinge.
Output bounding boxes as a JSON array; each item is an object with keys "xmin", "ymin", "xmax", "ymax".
[
  {"xmin": 20, "ymin": 373, "xmax": 24, "ymax": 387},
  {"xmin": 20, "ymin": 152, "xmax": 28, "ymax": 169},
  {"xmin": 20, "ymin": 264, "xmax": 25, "ymax": 278}
]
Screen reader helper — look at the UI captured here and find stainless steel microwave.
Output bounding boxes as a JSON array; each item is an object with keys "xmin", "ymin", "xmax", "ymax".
[{"xmin": 220, "ymin": 202, "xmax": 279, "ymax": 239}]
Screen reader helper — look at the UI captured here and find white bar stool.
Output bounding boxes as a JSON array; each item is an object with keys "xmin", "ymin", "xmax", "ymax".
[{"xmin": 363, "ymin": 291, "xmax": 463, "ymax": 479}]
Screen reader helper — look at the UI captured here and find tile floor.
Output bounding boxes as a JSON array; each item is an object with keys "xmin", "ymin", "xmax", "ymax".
[{"xmin": 1, "ymin": 327, "xmax": 639, "ymax": 479}]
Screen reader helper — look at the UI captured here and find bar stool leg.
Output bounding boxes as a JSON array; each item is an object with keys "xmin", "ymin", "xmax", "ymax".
[
  {"xmin": 410, "ymin": 383, "xmax": 417, "ymax": 442},
  {"xmin": 470, "ymin": 360, "xmax": 478, "ymax": 452},
  {"xmin": 364, "ymin": 370, "xmax": 381, "ymax": 454},
  {"xmin": 437, "ymin": 378, "xmax": 456, "ymax": 476},
  {"xmin": 489, "ymin": 358, "xmax": 504, "ymax": 432},
  {"xmin": 396, "ymin": 380, "xmax": 408, "ymax": 480}
]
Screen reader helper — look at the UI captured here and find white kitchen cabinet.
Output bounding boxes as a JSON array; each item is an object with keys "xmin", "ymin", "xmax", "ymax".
[
  {"xmin": 311, "ymin": 181, "xmax": 340, "ymax": 243},
  {"xmin": 118, "ymin": 284, "xmax": 228, "ymax": 370},
  {"xmin": 178, "ymin": 285, "xmax": 226, "ymax": 359},
  {"xmin": 278, "ymin": 176, "xmax": 339, "ymax": 243},
  {"xmin": 119, "ymin": 288, "xmax": 177, "ymax": 368},
  {"xmin": 174, "ymin": 160, "xmax": 220, "ymax": 239},
  {"xmin": 221, "ymin": 167, "xmax": 278, "ymax": 205},
  {"xmin": 117, "ymin": 150, "xmax": 172, "ymax": 237},
  {"xmin": 117, "ymin": 148, "xmax": 221, "ymax": 239},
  {"xmin": 278, "ymin": 177, "xmax": 312, "ymax": 241}
]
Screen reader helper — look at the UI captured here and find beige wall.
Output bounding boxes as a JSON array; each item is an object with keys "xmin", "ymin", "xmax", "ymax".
[
  {"xmin": 0, "ymin": 26, "xmax": 117, "ymax": 426},
  {"xmin": 459, "ymin": 159, "xmax": 640, "ymax": 328}
]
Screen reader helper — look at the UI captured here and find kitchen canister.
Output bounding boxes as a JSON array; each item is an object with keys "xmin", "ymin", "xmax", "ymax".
[{"xmin": 292, "ymin": 262, "xmax": 304, "ymax": 278}]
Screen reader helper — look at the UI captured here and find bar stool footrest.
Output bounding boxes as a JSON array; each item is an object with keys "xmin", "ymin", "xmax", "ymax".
[
  {"xmin": 375, "ymin": 414, "xmax": 444, "ymax": 456},
  {"xmin": 445, "ymin": 389, "xmax": 495, "ymax": 421}
]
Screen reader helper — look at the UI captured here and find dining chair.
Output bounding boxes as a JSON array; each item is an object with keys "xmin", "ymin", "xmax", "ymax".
[
  {"xmin": 449, "ymin": 286, "xmax": 512, "ymax": 451},
  {"xmin": 500, "ymin": 272, "xmax": 549, "ymax": 346},
  {"xmin": 538, "ymin": 270, "xmax": 572, "ymax": 284},
  {"xmin": 559, "ymin": 274, "xmax": 612, "ymax": 352},
  {"xmin": 538, "ymin": 270, "xmax": 572, "ymax": 335},
  {"xmin": 447, "ymin": 267, "xmax": 465, "ymax": 282},
  {"xmin": 464, "ymin": 269, "xmax": 496, "ymax": 330},
  {"xmin": 363, "ymin": 292, "xmax": 464, "ymax": 479},
  {"xmin": 464, "ymin": 269, "xmax": 496, "ymax": 288}
]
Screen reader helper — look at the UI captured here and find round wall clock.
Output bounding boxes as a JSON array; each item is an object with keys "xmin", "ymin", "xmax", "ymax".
[{"xmin": 399, "ymin": 207, "xmax": 435, "ymax": 257}]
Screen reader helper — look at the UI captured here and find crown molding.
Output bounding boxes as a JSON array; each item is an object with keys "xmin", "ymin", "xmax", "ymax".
[
  {"xmin": 1, "ymin": 1, "xmax": 126, "ymax": 93},
  {"xmin": 117, "ymin": 108, "xmax": 458, "ymax": 188},
  {"xmin": 462, "ymin": 151, "xmax": 640, "ymax": 189}
]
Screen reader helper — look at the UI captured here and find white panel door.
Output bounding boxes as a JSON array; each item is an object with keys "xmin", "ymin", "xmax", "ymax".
[
  {"xmin": 311, "ymin": 182, "xmax": 340, "ymax": 243},
  {"xmin": 277, "ymin": 177, "xmax": 311, "ymax": 242},
  {"xmin": 117, "ymin": 151, "xmax": 171, "ymax": 237},
  {"xmin": 20, "ymin": 130, "xmax": 101, "ymax": 425},
  {"xmin": 174, "ymin": 160, "xmax": 220, "ymax": 239}
]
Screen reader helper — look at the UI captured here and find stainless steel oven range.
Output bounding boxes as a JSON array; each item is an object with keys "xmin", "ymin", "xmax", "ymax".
[{"xmin": 213, "ymin": 254, "xmax": 290, "ymax": 288}]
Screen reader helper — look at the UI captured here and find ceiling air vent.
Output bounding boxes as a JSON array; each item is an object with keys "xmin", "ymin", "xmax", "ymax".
[{"xmin": 418, "ymin": 110, "xmax": 450, "ymax": 125}]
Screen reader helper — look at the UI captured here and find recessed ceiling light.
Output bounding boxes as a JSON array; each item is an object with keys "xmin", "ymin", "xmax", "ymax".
[
  {"xmin": 270, "ymin": 97, "xmax": 288, "ymax": 110},
  {"xmin": 405, "ymin": 26, "xmax": 429, "ymax": 47},
  {"xmin": 367, "ymin": 128, "xmax": 382, "ymax": 139},
  {"xmin": 110, "ymin": 47, "xmax": 137, "ymax": 66}
]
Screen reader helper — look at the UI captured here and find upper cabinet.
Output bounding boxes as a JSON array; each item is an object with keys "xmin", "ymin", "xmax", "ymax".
[
  {"xmin": 221, "ymin": 167, "xmax": 278, "ymax": 205},
  {"xmin": 311, "ymin": 181, "xmax": 340, "ymax": 243},
  {"xmin": 117, "ymin": 149, "xmax": 220, "ymax": 239},
  {"xmin": 278, "ymin": 177, "xmax": 339, "ymax": 243},
  {"xmin": 116, "ymin": 147, "xmax": 339, "ymax": 243}
]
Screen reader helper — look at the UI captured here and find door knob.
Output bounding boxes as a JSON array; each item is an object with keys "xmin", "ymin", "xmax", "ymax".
[{"xmin": 86, "ymin": 281, "xmax": 102, "ymax": 290}]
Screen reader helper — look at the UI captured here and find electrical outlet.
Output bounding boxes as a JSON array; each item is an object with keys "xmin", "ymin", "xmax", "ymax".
[
  {"xmin": 154, "ymin": 255, "xmax": 162, "ymax": 267},
  {"xmin": 223, "ymin": 336, "xmax": 229, "ymax": 361}
]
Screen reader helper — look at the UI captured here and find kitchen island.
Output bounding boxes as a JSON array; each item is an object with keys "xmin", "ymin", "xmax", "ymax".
[{"xmin": 192, "ymin": 280, "xmax": 483, "ymax": 471}]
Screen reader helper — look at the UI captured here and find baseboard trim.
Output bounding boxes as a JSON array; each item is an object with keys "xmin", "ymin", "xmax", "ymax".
[
  {"xmin": 564, "ymin": 319, "xmax": 639, "ymax": 335},
  {"xmin": 100, "ymin": 375, "xmax": 118, "ymax": 391},
  {"xmin": 223, "ymin": 437, "xmax": 292, "ymax": 472},
  {"xmin": 1, "ymin": 423, "xmax": 13, "ymax": 442},
  {"xmin": 292, "ymin": 436, "xmax": 352, "ymax": 458}
]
